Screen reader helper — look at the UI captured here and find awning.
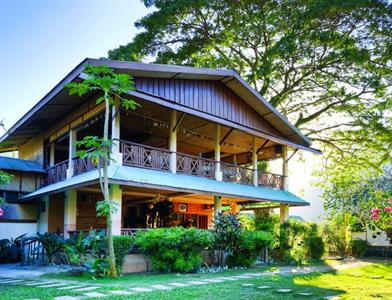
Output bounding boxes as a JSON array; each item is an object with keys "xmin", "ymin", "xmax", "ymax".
[
  {"xmin": 21, "ymin": 165, "xmax": 309, "ymax": 206},
  {"xmin": 0, "ymin": 156, "xmax": 45, "ymax": 173}
]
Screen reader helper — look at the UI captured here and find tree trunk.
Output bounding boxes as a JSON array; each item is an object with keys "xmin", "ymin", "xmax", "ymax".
[{"xmin": 104, "ymin": 93, "xmax": 117, "ymax": 278}]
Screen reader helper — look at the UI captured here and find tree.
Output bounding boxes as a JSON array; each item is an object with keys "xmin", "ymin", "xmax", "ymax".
[
  {"xmin": 66, "ymin": 65, "xmax": 138, "ymax": 277},
  {"xmin": 108, "ymin": 0, "xmax": 392, "ymax": 168}
]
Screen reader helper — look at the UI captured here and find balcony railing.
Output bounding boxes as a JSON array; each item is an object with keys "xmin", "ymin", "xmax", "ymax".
[
  {"xmin": 45, "ymin": 139, "xmax": 284, "ymax": 190},
  {"xmin": 258, "ymin": 172, "xmax": 284, "ymax": 189},
  {"xmin": 73, "ymin": 155, "xmax": 103, "ymax": 175},
  {"xmin": 177, "ymin": 153, "xmax": 216, "ymax": 178},
  {"xmin": 46, "ymin": 160, "xmax": 68, "ymax": 185},
  {"xmin": 221, "ymin": 163, "xmax": 253, "ymax": 185}
]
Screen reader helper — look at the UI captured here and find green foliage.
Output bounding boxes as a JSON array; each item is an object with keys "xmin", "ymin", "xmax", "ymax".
[
  {"xmin": 37, "ymin": 232, "xmax": 65, "ymax": 264},
  {"xmin": 0, "ymin": 170, "xmax": 13, "ymax": 203},
  {"xmin": 92, "ymin": 257, "xmax": 111, "ymax": 278},
  {"xmin": 113, "ymin": 235, "xmax": 133, "ymax": 268},
  {"xmin": 254, "ymin": 212, "xmax": 280, "ymax": 236},
  {"xmin": 226, "ymin": 230, "xmax": 273, "ymax": 267},
  {"xmin": 305, "ymin": 236, "xmax": 325, "ymax": 260},
  {"xmin": 135, "ymin": 227, "xmax": 213, "ymax": 273},
  {"xmin": 0, "ymin": 234, "xmax": 26, "ymax": 263},
  {"xmin": 272, "ymin": 219, "xmax": 325, "ymax": 263},
  {"xmin": 350, "ymin": 239, "xmax": 368, "ymax": 258},
  {"xmin": 321, "ymin": 214, "xmax": 354, "ymax": 256}
]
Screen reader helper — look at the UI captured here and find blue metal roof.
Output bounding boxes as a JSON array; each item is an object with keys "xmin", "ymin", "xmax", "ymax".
[
  {"xmin": 21, "ymin": 165, "xmax": 309, "ymax": 206},
  {"xmin": 0, "ymin": 156, "xmax": 45, "ymax": 173}
]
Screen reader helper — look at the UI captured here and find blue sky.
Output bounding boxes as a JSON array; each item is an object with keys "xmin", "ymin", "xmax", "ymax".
[{"xmin": 0, "ymin": 0, "xmax": 151, "ymax": 130}]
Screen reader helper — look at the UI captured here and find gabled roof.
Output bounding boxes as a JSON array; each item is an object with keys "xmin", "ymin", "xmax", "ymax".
[
  {"xmin": 0, "ymin": 58, "xmax": 319, "ymax": 153},
  {"xmin": 0, "ymin": 156, "xmax": 45, "ymax": 173},
  {"xmin": 21, "ymin": 165, "xmax": 309, "ymax": 206}
]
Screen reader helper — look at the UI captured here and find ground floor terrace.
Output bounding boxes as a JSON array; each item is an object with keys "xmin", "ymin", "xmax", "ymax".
[{"xmin": 34, "ymin": 180, "xmax": 301, "ymax": 237}]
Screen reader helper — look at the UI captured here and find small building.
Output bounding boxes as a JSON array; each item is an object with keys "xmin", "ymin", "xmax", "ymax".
[
  {"xmin": 0, "ymin": 156, "xmax": 44, "ymax": 238},
  {"xmin": 0, "ymin": 58, "xmax": 320, "ymax": 238}
]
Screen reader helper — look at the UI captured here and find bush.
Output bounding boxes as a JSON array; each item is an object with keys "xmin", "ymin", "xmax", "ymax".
[
  {"xmin": 113, "ymin": 235, "xmax": 133, "ymax": 268},
  {"xmin": 305, "ymin": 236, "xmax": 324, "ymax": 260},
  {"xmin": 213, "ymin": 211, "xmax": 242, "ymax": 266},
  {"xmin": 351, "ymin": 239, "xmax": 368, "ymax": 257},
  {"xmin": 135, "ymin": 227, "xmax": 213, "ymax": 273},
  {"xmin": 226, "ymin": 230, "xmax": 273, "ymax": 267},
  {"xmin": 37, "ymin": 232, "xmax": 65, "ymax": 264},
  {"xmin": 0, "ymin": 234, "xmax": 26, "ymax": 263}
]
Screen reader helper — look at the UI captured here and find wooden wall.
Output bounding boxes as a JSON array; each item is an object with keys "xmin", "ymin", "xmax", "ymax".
[
  {"xmin": 48, "ymin": 194, "xmax": 64, "ymax": 233},
  {"xmin": 0, "ymin": 170, "xmax": 40, "ymax": 193},
  {"xmin": 19, "ymin": 134, "xmax": 44, "ymax": 165},
  {"xmin": 76, "ymin": 192, "xmax": 106, "ymax": 230},
  {"xmin": 134, "ymin": 77, "xmax": 284, "ymax": 138}
]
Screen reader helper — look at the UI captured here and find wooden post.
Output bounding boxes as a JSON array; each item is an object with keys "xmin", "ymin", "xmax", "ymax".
[
  {"xmin": 280, "ymin": 145, "xmax": 289, "ymax": 222},
  {"xmin": 38, "ymin": 196, "xmax": 49, "ymax": 233},
  {"xmin": 214, "ymin": 195, "xmax": 222, "ymax": 221},
  {"xmin": 282, "ymin": 145, "xmax": 289, "ymax": 190},
  {"xmin": 215, "ymin": 124, "xmax": 222, "ymax": 181},
  {"xmin": 64, "ymin": 190, "xmax": 77, "ymax": 238},
  {"xmin": 169, "ymin": 110, "xmax": 177, "ymax": 173},
  {"xmin": 110, "ymin": 184, "xmax": 122, "ymax": 235},
  {"xmin": 66, "ymin": 130, "xmax": 77, "ymax": 179},
  {"xmin": 49, "ymin": 143, "xmax": 55, "ymax": 167},
  {"xmin": 280, "ymin": 203, "xmax": 289, "ymax": 223},
  {"xmin": 252, "ymin": 136, "xmax": 258, "ymax": 186},
  {"xmin": 111, "ymin": 98, "xmax": 122, "ymax": 165}
]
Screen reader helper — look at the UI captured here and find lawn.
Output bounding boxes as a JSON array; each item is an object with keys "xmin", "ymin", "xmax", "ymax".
[{"xmin": 1, "ymin": 263, "xmax": 391, "ymax": 299}]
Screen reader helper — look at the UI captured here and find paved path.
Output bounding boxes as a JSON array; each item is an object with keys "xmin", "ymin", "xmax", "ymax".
[{"xmin": 0, "ymin": 260, "xmax": 386, "ymax": 299}]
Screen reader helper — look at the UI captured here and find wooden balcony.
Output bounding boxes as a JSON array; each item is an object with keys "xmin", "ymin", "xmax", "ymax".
[
  {"xmin": 44, "ymin": 139, "xmax": 285, "ymax": 190},
  {"xmin": 119, "ymin": 140, "xmax": 284, "ymax": 190},
  {"xmin": 46, "ymin": 160, "xmax": 68, "ymax": 185}
]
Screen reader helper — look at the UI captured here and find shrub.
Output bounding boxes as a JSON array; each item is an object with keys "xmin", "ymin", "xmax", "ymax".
[
  {"xmin": 37, "ymin": 232, "xmax": 65, "ymax": 264},
  {"xmin": 304, "ymin": 236, "xmax": 324, "ymax": 260},
  {"xmin": 0, "ymin": 234, "xmax": 26, "ymax": 263},
  {"xmin": 254, "ymin": 212, "xmax": 279, "ymax": 235},
  {"xmin": 135, "ymin": 227, "xmax": 213, "ymax": 273},
  {"xmin": 351, "ymin": 239, "xmax": 368, "ymax": 257},
  {"xmin": 226, "ymin": 230, "xmax": 273, "ymax": 267},
  {"xmin": 213, "ymin": 211, "xmax": 242, "ymax": 266},
  {"xmin": 92, "ymin": 257, "xmax": 110, "ymax": 278},
  {"xmin": 113, "ymin": 235, "xmax": 133, "ymax": 268}
]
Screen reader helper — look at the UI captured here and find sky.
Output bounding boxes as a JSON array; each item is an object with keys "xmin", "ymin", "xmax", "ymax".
[{"xmin": 0, "ymin": 0, "xmax": 151, "ymax": 131}]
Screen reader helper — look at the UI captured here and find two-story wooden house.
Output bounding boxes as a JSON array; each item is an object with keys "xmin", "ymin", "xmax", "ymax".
[{"xmin": 0, "ymin": 58, "xmax": 320, "ymax": 238}]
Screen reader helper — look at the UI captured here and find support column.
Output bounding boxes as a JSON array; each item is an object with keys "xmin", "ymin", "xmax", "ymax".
[
  {"xmin": 38, "ymin": 196, "xmax": 49, "ymax": 233},
  {"xmin": 49, "ymin": 143, "xmax": 55, "ymax": 167},
  {"xmin": 64, "ymin": 190, "xmax": 77, "ymax": 238},
  {"xmin": 214, "ymin": 124, "xmax": 222, "ymax": 181},
  {"xmin": 280, "ymin": 145, "xmax": 289, "ymax": 223},
  {"xmin": 282, "ymin": 145, "xmax": 289, "ymax": 190},
  {"xmin": 109, "ymin": 184, "xmax": 122, "ymax": 235},
  {"xmin": 280, "ymin": 203, "xmax": 289, "ymax": 223},
  {"xmin": 111, "ymin": 98, "xmax": 122, "ymax": 165},
  {"xmin": 214, "ymin": 195, "xmax": 222, "ymax": 221},
  {"xmin": 66, "ymin": 129, "xmax": 77, "ymax": 179},
  {"xmin": 252, "ymin": 136, "xmax": 258, "ymax": 186},
  {"xmin": 169, "ymin": 110, "xmax": 177, "ymax": 173}
]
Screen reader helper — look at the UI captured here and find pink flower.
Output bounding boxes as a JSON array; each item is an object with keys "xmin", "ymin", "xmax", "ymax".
[
  {"xmin": 384, "ymin": 206, "xmax": 392, "ymax": 213},
  {"xmin": 371, "ymin": 213, "xmax": 380, "ymax": 220},
  {"xmin": 0, "ymin": 208, "xmax": 3, "ymax": 217},
  {"xmin": 371, "ymin": 208, "xmax": 381, "ymax": 214}
]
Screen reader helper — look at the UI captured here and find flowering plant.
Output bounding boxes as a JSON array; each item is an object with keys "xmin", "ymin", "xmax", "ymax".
[{"xmin": 370, "ymin": 198, "xmax": 392, "ymax": 242}]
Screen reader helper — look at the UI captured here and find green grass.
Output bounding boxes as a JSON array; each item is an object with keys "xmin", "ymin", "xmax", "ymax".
[{"xmin": 1, "ymin": 264, "xmax": 391, "ymax": 299}]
